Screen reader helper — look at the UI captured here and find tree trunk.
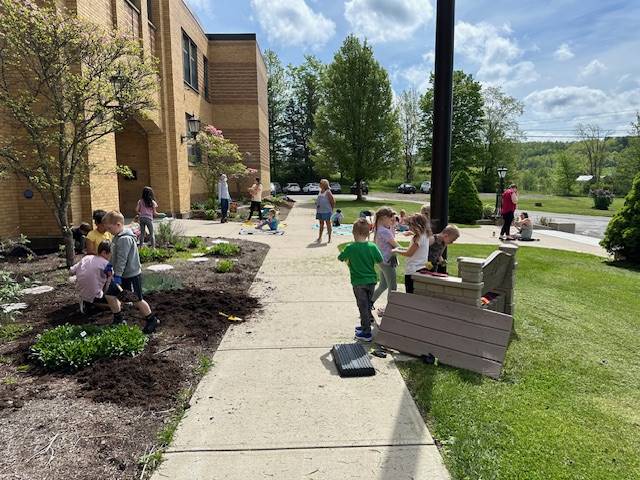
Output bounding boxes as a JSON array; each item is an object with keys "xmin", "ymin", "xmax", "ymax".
[{"xmin": 55, "ymin": 205, "xmax": 75, "ymax": 268}]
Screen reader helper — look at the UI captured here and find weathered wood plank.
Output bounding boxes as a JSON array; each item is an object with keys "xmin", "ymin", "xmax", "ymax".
[
  {"xmin": 384, "ymin": 303, "xmax": 511, "ymax": 346},
  {"xmin": 376, "ymin": 331, "xmax": 503, "ymax": 379},
  {"xmin": 388, "ymin": 292, "xmax": 513, "ymax": 332}
]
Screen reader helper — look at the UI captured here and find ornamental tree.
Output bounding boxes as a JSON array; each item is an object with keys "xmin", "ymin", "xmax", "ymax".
[
  {"xmin": 194, "ymin": 125, "xmax": 247, "ymax": 201},
  {"xmin": 601, "ymin": 172, "xmax": 640, "ymax": 263},
  {"xmin": 449, "ymin": 170, "xmax": 483, "ymax": 224},
  {"xmin": 0, "ymin": 0, "xmax": 157, "ymax": 266}
]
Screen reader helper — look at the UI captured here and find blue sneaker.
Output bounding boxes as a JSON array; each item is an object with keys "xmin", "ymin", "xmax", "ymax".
[{"xmin": 355, "ymin": 331, "xmax": 373, "ymax": 342}]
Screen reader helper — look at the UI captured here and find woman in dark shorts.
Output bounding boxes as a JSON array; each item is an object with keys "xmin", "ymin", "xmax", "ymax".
[{"xmin": 315, "ymin": 179, "xmax": 336, "ymax": 243}]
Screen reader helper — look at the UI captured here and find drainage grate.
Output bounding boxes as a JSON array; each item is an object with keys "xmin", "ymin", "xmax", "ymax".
[{"xmin": 331, "ymin": 343, "xmax": 375, "ymax": 377}]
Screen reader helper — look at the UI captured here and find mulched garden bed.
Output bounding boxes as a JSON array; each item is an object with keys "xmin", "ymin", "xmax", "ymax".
[{"xmin": 0, "ymin": 237, "xmax": 268, "ymax": 480}]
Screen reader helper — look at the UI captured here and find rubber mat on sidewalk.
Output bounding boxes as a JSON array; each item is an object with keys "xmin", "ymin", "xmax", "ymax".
[{"xmin": 331, "ymin": 343, "xmax": 375, "ymax": 377}]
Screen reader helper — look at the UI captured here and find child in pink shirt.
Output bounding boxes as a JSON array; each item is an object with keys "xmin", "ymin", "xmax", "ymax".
[
  {"xmin": 69, "ymin": 241, "xmax": 113, "ymax": 313},
  {"xmin": 136, "ymin": 186, "xmax": 158, "ymax": 248}
]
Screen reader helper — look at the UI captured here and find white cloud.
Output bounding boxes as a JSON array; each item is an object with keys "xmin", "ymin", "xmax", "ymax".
[
  {"xmin": 579, "ymin": 59, "xmax": 607, "ymax": 78},
  {"xmin": 455, "ymin": 21, "xmax": 538, "ymax": 89},
  {"xmin": 251, "ymin": 0, "xmax": 335, "ymax": 48},
  {"xmin": 186, "ymin": 0, "xmax": 213, "ymax": 13},
  {"xmin": 553, "ymin": 43, "xmax": 574, "ymax": 61},
  {"xmin": 344, "ymin": 0, "xmax": 434, "ymax": 43},
  {"xmin": 397, "ymin": 49, "xmax": 434, "ymax": 93}
]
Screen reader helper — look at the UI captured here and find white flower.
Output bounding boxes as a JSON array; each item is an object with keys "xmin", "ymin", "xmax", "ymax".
[{"xmin": 80, "ymin": 331, "xmax": 87, "ymax": 338}]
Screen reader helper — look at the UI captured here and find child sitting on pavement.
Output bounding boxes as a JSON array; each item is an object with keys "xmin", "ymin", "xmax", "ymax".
[
  {"xmin": 331, "ymin": 209, "xmax": 344, "ymax": 227},
  {"xmin": 103, "ymin": 210, "xmax": 160, "ymax": 334},
  {"xmin": 396, "ymin": 210, "xmax": 409, "ymax": 232},
  {"xmin": 85, "ymin": 210, "xmax": 113, "ymax": 255},
  {"xmin": 255, "ymin": 209, "xmax": 279, "ymax": 231},
  {"xmin": 338, "ymin": 218, "xmax": 383, "ymax": 342},
  {"xmin": 70, "ymin": 240, "xmax": 113, "ymax": 314},
  {"xmin": 426, "ymin": 224, "xmax": 460, "ymax": 273}
]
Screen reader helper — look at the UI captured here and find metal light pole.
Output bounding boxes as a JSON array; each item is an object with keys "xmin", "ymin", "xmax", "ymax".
[
  {"xmin": 495, "ymin": 166, "xmax": 508, "ymax": 216},
  {"xmin": 430, "ymin": 0, "xmax": 455, "ymax": 236}
]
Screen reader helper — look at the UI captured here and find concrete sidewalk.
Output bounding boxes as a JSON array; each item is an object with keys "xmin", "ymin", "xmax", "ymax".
[{"xmin": 152, "ymin": 201, "xmax": 451, "ymax": 479}]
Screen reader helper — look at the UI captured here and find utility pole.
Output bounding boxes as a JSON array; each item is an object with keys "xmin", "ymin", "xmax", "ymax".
[{"xmin": 430, "ymin": 0, "xmax": 455, "ymax": 236}]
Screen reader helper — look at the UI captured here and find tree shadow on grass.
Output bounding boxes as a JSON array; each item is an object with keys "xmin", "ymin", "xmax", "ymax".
[{"xmin": 603, "ymin": 259, "xmax": 640, "ymax": 273}]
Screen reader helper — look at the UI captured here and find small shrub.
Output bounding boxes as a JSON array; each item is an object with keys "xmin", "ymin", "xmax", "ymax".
[
  {"xmin": 191, "ymin": 201, "xmax": 206, "ymax": 210},
  {"xmin": 601, "ymin": 173, "xmax": 640, "ymax": 262},
  {"xmin": 0, "ymin": 323, "xmax": 32, "ymax": 344},
  {"xmin": 31, "ymin": 324, "xmax": 148, "ymax": 370},
  {"xmin": 156, "ymin": 220, "xmax": 185, "ymax": 247},
  {"xmin": 209, "ymin": 242, "xmax": 241, "ymax": 257},
  {"xmin": 142, "ymin": 273, "xmax": 183, "ymax": 295},
  {"xmin": 188, "ymin": 236, "xmax": 205, "ymax": 250},
  {"xmin": 216, "ymin": 259, "xmax": 235, "ymax": 273},
  {"xmin": 205, "ymin": 209, "xmax": 217, "ymax": 220},
  {"xmin": 139, "ymin": 246, "xmax": 173, "ymax": 263},
  {"xmin": 195, "ymin": 355, "xmax": 214, "ymax": 376},
  {"xmin": 590, "ymin": 188, "xmax": 614, "ymax": 210},
  {"xmin": 0, "ymin": 270, "xmax": 21, "ymax": 304},
  {"xmin": 449, "ymin": 171, "xmax": 483, "ymax": 224},
  {"xmin": 481, "ymin": 203, "xmax": 495, "ymax": 219},
  {"xmin": 173, "ymin": 239, "xmax": 188, "ymax": 252}
]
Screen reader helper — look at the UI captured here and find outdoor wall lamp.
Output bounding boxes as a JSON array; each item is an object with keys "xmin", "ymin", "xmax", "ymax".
[
  {"xmin": 497, "ymin": 166, "xmax": 508, "ymax": 179},
  {"xmin": 181, "ymin": 116, "xmax": 201, "ymax": 143}
]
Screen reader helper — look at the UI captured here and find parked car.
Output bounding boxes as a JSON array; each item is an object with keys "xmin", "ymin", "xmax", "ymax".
[
  {"xmin": 420, "ymin": 181, "xmax": 432, "ymax": 194},
  {"xmin": 283, "ymin": 183, "xmax": 301, "ymax": 194},
  {"xmin": 302, "ymin": 182, "xmax": 321, "ymax": 194},
  {"xmin": 329, "ymin": 182, "xmax": 342, "ymax": 194},
  {"xmin": 350, "ymin": 181, "xmax": 369, "ymax": 195},
  {"xmin": 270, "ymin": 182, "xmax": 282, "ymax": 195},
  {"xmin": 397, "ymin": 183, "xmax": 417, "ymax": 194}
]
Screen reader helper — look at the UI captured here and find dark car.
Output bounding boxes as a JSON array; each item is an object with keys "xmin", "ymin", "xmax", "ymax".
[
  {"xmin": 397, "ymin": 183, "xmax": 417, "ymax": 194},
  {"xmin": 329, "ymin": 182, "xmax": 342, "ymax": 194},
  {"xmin": 270, "ymin": 182, "xmax": 282, "ymax": 195},
  {"xmin": 350, "ymin": 181, "xmax": 369, "ymax": 195}
]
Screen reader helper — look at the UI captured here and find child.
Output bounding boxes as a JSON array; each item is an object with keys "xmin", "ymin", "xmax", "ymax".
[
  {"xmin": 338, "ymin": 218, "xmax": 383, "ymax": 342},
  {"xmin": 427, "ymin": 224, "xmax": 460, "ymax": 272},
  {"xmin": 371, "ymin": 207, "xmax": 400, "ymax": 311},
  {"xmin": 70, "ymin": 240, "xmax": 113, "ymax": 314},
  {"xmin": 396, "ymin": 210, "xmax": 409, "ymax": 232},
  {"xmin": 331, "ymin": 209, "xmax": 344, "ymax": 227},
  {"xmin": 72, "ymin": 223, "xmax": 92, "ymax": 254},
  {"xmin": 256, "ymin": 209, "xmax": 279, "ymax": 231},
  {"xmin": 136, "ymin": 186, "xmax": 158, "ymax": 248},
  {"xmin": 85, "ymin": 209, "xmax": 113, "ymax": 255},
  {"xmin": 393, "ymin": 214, "xmax": 432, "ymax": 294},
  {"xmin": 514, "ymin": 212, "xmax": 534, "ymax": 241},
  {"xmin": 103, "ymin": 211, "xmax": 160, "ymax": 334}
]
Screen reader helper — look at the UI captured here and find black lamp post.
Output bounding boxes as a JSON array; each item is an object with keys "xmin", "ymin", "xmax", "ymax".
[
  {"xmin": 181, "ymin": 116, "xmax": 201, "ymax": 143},
  {"xmin": 495, "ymin": 166, "xmax": 508, "ymax": 216}
]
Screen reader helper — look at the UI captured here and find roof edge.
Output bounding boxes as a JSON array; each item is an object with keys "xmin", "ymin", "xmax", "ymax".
[{"xmin": 206, "ymin": 33, "xmax": 257, "ymax": 41}]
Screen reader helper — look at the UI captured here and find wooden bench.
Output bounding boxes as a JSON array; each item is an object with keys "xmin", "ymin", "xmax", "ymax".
[{"xmin": 377, "ymin": 292, "xmax": 513, "ymax": 379}]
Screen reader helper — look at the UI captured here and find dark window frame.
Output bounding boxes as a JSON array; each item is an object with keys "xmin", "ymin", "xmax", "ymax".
[
  {"xmin": 182, "ymin": 30, "xmax": 199, "ymax": 91},
  {"xmin": 203, "ymin": 55, "xmax": 210, "ymax": 101}
]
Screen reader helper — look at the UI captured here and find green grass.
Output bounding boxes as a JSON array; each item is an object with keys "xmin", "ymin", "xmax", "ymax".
[
  {"xmin": 478, "ymin": 193, "xmax": 623, "ymax": 217},
  {"xmin": 391, "ymin": 244, "xmax": 640, "ymax": 480},
  {"xmin": 0, "ymin": 323, "xmax": 32, "ymax": 344},
  {"xmin": 334, "ymin": 199, "xmax": 479, "ymax": 228}
]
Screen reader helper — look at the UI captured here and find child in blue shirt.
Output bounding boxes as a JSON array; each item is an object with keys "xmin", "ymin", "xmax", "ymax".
[{"xmin": 256, "ymin": 209, "xmax": 279, "ymax": 231}]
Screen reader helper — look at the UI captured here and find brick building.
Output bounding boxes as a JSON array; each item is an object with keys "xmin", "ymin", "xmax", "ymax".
[{"xmin": 0, "ymin": 0, "xmax": 269, "ymax": 240}]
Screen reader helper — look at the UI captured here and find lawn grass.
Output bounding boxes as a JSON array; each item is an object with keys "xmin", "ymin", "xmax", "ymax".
[
  {"xmin": 392, "ymin": 244, "xmax": 640, "ymax": 480},
  {"xmin": 334, "ymin": 199, "xmax": 479, "ymax": 228},
  {"xmin": 476, "ymin": 193, "xmax": 623, "ymax": 217}
]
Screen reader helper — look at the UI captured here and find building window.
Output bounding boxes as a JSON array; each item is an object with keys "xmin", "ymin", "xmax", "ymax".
[
  {"xmin": 203, "ymin": 56, "xmax": 210, "ymax": 101},
  {"xmin": 147, "ymin": 0, "xmax": 152, "ymax": 22},
  {"xmin": 182, "ymin": 30, "xmax": 198, "ymax": 91},
  {"xmin": 186, "ymin": 113, "xmax": 201, "ymax": 165}
]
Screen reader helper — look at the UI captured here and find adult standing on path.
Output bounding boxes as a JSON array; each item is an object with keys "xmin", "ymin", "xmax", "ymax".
[
  {"xmin": 247, "ymin": 177, "xmax": 263, "ymax": 221},
  {"xmin": 315, "ymin": 179, "xmax": 336, "ymax": 243},
  {"xmin": 218, "ymin": 174, "xmax": 231, "ymax": 223},
  {"xmin": 500, "ymin": 184, "xmax": 519, "ymax": 240}
]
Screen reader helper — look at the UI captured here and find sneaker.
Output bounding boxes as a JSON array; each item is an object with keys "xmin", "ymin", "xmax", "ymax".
[
  {"xmin": 355, "ymin": 331, "xmax": 373, "ymax": 342},
  {"xmin": 143, "ymin": 314, "xmax": 159, "ymax": 334}
]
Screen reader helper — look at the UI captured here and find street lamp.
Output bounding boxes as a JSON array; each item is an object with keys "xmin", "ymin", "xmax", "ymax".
[
  {"xmin": 495, "ymin": 166, "xmax": 508, "ymax": 216},
  {"xmin": 181, "ymin": 116, "xmax": 201, "ymax": 143}
]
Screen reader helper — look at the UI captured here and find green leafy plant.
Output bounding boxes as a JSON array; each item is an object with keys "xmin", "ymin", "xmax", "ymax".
[
  {"xmin": 215, "ymin": 259, "xmax": 235, "ymax": 273},
  {"xmin": 138, "ymin": 246, "xmax": 173, "ymax": 264},
  {"xmin": 0, "ymin": 270, "xmax": 21, "ymax": 304},
  {"xmin": 188, "ymin": 236, "xmax": 205, "ymax": 250},
  {"xmin": 142, "ymin": 273, "xmax": 183, "ymax": 295},
  {"xmin": 209, "ymin": 243, "xmax": 241, "ymax": 257},
  {"xmin": 449, "ymin": 170, "xmax": 483, "ymax": 224},
  {"xmin": 31, "ymin": 324, "xmax": 148, "ymax": 370},
  {"xmin": 0, "ymin": 323, "xmax": 32, "ymax": 344},
  {"xmin": 173, "ymin": 239, "xmax": 188, "ymax": 252},
  {"xmin": 601, "ymin": 173, "xmax": 640, "ymax": 262},
  {"xmin": 205, "ymin": 209, "xmax": 217, "ymax": 220},
  {"xmin": 195, "ymin": 355, "xmax": 214, "ymax": 376},
  {"xmin": 155, "ymin": 220, "xmax": 185, "ymax": 247},
  {"xmin": 482, "ymin": 203, "xmax": 495, "ymax": 219},
  {"xmin": 590, "ymin": 188, "xmax": 614, "ymax": 210}
]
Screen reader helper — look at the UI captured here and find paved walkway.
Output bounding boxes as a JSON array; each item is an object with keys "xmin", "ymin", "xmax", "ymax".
[{"xmin": 152, "ymin": 200, "xmax": 451, "ymax": 480}]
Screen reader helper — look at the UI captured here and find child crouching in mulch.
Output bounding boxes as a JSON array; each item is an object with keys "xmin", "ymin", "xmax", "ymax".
[{"xmin": 70, "ymin": 240, "xmax": 113, "ymax": 314}]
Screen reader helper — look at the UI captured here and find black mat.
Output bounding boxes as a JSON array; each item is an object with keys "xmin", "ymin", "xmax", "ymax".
[{"xmin": 331, "ymin": 343, "xmax": 375, "ymax": 377}]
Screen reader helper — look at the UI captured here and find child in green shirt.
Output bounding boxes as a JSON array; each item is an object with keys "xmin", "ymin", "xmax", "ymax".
[{"xmin": 338, "ymin": 218, "xmax": 383, "ymax": 341}]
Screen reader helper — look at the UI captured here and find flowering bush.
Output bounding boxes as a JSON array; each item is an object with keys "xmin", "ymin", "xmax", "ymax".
[
  {"xmin": 31, "ymin": 324, "xmax": 147, "ymax": 370},
  {"xmin": 590, "ymin": 188, "xmax": 614, "ymax": 210}
]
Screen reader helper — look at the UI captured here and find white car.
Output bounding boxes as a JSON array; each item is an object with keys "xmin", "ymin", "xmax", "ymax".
[
  {"xmin": 420, "ymin": 181, "xmax": 432, "ymax": 194},
  {"xmin": 284, "ymin": 183, "xmax": 301, "ymax": 194},
  {"xmin": 303, "ymin": 183, "xmax": 320, "ymax": 194}
]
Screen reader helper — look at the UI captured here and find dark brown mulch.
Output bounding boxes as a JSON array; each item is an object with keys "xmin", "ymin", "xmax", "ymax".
[{"xmin": 0, "ymin": 237, "xmax": 269, "ymax": 480}]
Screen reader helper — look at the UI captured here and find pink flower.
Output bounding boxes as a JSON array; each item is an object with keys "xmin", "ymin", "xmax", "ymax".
[{"xmin": 204, "ymin": 125, "xmax": 224, "ymax": 138}]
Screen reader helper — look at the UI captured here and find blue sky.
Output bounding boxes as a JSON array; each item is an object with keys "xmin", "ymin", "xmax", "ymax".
[{"xmin": 186, "ymin": 0, "xmax": 640, "ymax": 140}]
